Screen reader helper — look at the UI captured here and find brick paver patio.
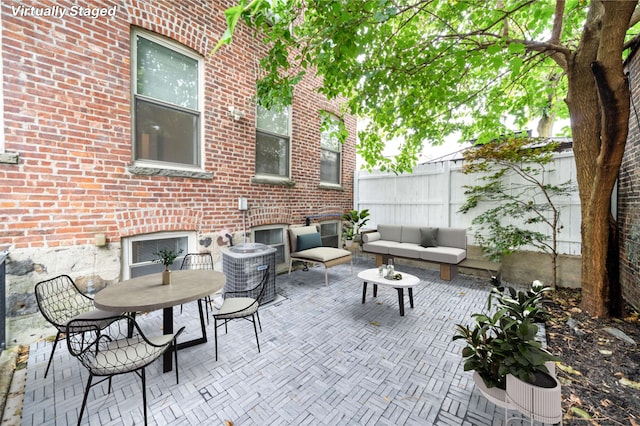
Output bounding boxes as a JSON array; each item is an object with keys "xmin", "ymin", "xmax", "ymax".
[{"xmin": 20, "ymin": 260, "xmax": 514, "ymax": 425}]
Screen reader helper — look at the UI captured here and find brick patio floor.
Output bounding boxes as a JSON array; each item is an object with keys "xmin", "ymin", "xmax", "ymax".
[{"xmin": 20, "ymin": 260, "xmax": 516, "ymax": 425}]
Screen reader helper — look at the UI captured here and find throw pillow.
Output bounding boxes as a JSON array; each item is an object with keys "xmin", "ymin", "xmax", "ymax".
[
  {"xmin": 297, "ymin": 233, "xmax": 322, "ymax": 251},
  {"xmin": 420, "ymin": 227, "xmax": 439, "ymax": 247}
]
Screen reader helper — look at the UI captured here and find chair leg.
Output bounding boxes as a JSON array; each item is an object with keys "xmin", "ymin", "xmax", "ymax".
[
  {"xmin": 256, "ymin": 311, "xmax": 262, "ymax": 332},
  {"xmin": 214, "ymin": 318, "xmax": 218, "ymax": 361},
  {"xmin": 44, "ymin": 331, "xmax": 61, "ymax": 378},
  {"xmin": 173, "ymin": 342, "xmax": 180, "ymax": 384},
  {"xmin": 324, "ymin": 267, "xmax": 329, "ymax": 286},
  {"xmin": 77, "ymin": 373, "xmax": 93, "ymax": 426},
  {"xmin": 141, "ymin": 367, "xmax": 148, "ymax": 426},
  {"xmin": 252, "ymin": 314, "xmax": 260, "ymax": 353}
]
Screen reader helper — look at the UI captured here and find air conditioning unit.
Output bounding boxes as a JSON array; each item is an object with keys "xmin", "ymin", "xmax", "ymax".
[{"xmin": 222, "ymin": 243, "xmax": 277, "ymax": 303}]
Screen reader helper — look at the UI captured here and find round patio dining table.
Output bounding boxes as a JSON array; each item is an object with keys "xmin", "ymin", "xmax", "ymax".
[{"xmin": 94, "ymin": 269, "xmax": 225, "ymax": 372}]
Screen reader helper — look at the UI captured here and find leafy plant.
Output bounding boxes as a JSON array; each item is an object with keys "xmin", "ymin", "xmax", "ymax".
[
  {"xmin": 342, "ymin": 209, "xmax": 370, "ymax": 241},
  {"xmin": 153, "ymin": 249, "xmax": 183, "ymax": 270},
  {"xmin": 453, "ymin": 280, "xmax": 559, "ymax": 389},
  {"xmin": 459, "ymin": 138, "xmax": 574, "ymax": 289}
]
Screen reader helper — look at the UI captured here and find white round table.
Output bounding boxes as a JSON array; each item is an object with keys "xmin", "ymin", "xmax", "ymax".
[{"xmin": 357, "ymin": 268, "xmax": 420, "ymax": 316}]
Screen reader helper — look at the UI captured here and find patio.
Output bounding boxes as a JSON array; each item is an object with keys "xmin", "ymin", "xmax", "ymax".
[{"xmin": 20, "ymin": 260, "xmax": 510, "ymax": 425}]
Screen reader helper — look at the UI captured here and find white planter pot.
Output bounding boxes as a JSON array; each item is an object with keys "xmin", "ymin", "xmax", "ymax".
[
  {"xmin": 505, "ymin": 365, "xmax": 562, "ymax": 424},
  {"xmin": 472, "ymin": 371, "xmax": 512, "ymax": 409}
]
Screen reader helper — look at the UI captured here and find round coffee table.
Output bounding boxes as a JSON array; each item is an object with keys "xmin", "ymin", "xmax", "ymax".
[{"xmin": 357, "ymin": 268, "xmax": 420, "ymax": 316}]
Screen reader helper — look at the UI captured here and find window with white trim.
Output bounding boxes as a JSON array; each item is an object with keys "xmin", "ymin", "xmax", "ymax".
[
  {"xmin": 320, "ymin": 221, "xmax": 340, "ymax": 248},
  {"xmin": 122, "ymin": 231, "xmax": 196, "ymax": 279},
  {"xmin": 132, "ymin": 29, "xmax": 202, "ymax": 167},
  {"xmin": 255, "ymin": 104, "xmax": 291, "ymax": 179},
  {"xmin": 320, "ymin": 113, "xmax": 342, "ymax": 185},
  {"xmin": 253, "ymin": 225, "xmax": 285, "ymax": 264}
]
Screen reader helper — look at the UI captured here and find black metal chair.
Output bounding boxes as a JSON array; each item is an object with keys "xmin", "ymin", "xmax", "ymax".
[
  {"xmin": 34, "ymin": 274, "xmax": 116, "ymax": 378},
  {"xmin": 180, "ymin": 253, "xmax": 215, "ymax": 322},
  {"xmin": 66, "ymin": 314, "xmax": 184, "ymax": 426},
  {"xmin": 212, "ymin": 266, "xmax": 270, "ymax": 361}
]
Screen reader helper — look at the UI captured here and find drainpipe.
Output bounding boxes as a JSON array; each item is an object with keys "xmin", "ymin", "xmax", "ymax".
[{"xmin": 0, "ymin": 251, "xmax": 6, "ymax": 349}]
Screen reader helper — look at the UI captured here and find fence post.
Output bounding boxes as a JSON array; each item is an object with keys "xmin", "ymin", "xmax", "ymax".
[{"xmin": 443, "ymin": 161, "xmax": 452, "ymax": 227}]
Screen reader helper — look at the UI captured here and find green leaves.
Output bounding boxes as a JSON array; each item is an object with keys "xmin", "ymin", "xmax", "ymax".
[
  {"xmin": 453, "ymin": 282, "xmax": 558, "ymax": 388},
  {"xmin": 211, "ymin": 0, "xmax": 594, "ymax": 173}
]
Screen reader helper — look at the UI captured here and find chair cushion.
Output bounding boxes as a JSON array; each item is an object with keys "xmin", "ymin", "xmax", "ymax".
[
  {"xmin": 296, "ymin": 233, "xmax": 322, "ymax": 251},
  {"xmin": 215, "ymin": 297, "xmax": 258, "ymax": 318},
  {"xmin": 90, "ymin": 335, "xmax": 175, "ymax": 375},
  {"xmin": 291, "ymin": 247, "xmax": 351, "ymax": 262},
  {"xmin": 420, "ymin": 227, "xmax": 439, "ymax": 247}
]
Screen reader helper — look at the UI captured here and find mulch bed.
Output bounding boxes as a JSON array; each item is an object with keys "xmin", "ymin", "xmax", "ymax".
[{"xmin": 545, "ymin": 288, "xmax": 640, "ymax": 425}]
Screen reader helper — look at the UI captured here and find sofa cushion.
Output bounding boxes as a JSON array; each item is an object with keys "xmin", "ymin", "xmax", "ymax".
[
  {"xmin": 420, "ymin": 247, "xmax": 466, "ymax": 264},
  {"xmin": 362, "ymin": 232, "xmax": 381, "ymax": 243},
  {"xmin": 362, "ymin": 240, "xmax": 401, "ymax": 255},
  {"xmin": 420, "ymin": 227, "xmax": 439, "ymax": 247},
  {"xmin": 400, "ymin": 226, "xmax": 421, "ymax": 244},
  {"xmin": 388, "ymin": 243, "xmax": 425, "ymax": 259},
  {"xmin": 437, "ymin": 228, "xmax": 467, "ymax": 249},
  {"xmin": 378, "ymin": 224, "xmax": 402, "ymax": 242},
  {"xmin": 297, "ymin": 233, "xmax": 322, "ymax": 251},
  {"xmin": 291, "ymin": 247, "xmax": 351, "ymax": 262}
]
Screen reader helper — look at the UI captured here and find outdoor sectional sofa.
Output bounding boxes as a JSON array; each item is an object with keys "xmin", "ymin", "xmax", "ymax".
[
  {"xmin": 362, "ymin": 225, "xmax": 467, "ymax": 280},
  {"xmin": 288, "ymin": 225, "xmax": 353, "ymax": 286}
]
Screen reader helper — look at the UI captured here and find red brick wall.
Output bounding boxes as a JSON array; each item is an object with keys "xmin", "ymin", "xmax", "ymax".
[
  {"xmin": 619, "ymin": 48, "xmax": 640, "ymax": 309},
  {"xmin": 0, "ymin": 0, "xmax": 356, "ymax": 250}
]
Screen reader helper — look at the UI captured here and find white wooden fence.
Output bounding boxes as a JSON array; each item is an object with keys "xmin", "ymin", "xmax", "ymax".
[{"xmin": 354, "ymin": 151, "xmax": 582, "ymax": 255}]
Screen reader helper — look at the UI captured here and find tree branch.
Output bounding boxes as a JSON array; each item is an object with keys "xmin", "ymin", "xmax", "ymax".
[{"xmin": 550, "ymin": 0, "xmax": 566, "ymax": 44}]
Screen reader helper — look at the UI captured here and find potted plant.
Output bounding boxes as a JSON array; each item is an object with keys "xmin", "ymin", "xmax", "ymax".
[
  {"xmin": 342, "ymin": 224, "xmax": 355, "ymax": 248},
  {"xmin": 154, "ymin": 248, "xmax": 183, "ymax": 285},
  {"xmin": 342, "ymin": 209, "xmax": 370, "ymax": 244},
  {"xmin": 453, "ymin": 280, "xmax": 561, "ymax": 420}
]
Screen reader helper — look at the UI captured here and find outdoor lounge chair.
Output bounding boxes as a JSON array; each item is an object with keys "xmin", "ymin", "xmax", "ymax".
[{"xmin": 287, "ymin": 225, "xmax": 353, "ymax": 286}]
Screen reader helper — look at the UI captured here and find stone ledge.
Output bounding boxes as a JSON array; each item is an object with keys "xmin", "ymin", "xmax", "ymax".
[
  {"xmin": 0, "ymin": 152, "xmax": 19, "ymax": 164},
  {"xmin": 127, "ymin": 165, "xmax": 213, "ymax": 179}
]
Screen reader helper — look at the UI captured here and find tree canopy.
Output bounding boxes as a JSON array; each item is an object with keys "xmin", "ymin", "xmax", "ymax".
[{"xmin": 216, "ymin": 0, "xmax": 640, "ymax": 317}]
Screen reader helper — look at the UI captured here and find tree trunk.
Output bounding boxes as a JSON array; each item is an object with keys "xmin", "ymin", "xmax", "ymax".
[{"xmin": 566, "ymin": 1, "xmax": 635, "ymax": 318}]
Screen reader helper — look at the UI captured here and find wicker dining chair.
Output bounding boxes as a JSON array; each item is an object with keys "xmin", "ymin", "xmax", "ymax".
[
  {"xmin": 212, "ymin": 265, "xmax": 270, "ymax": 361},
  {"xmin": 180, "ymin": 253, "xmax": 215, "ymax": 321},
  {"xmin": 34, "ymin": 274, "xmax": 117, "ymax": 378},
  {"xmin": 66, "ymin": 314, "xmax": 184, "ymax": 426}
]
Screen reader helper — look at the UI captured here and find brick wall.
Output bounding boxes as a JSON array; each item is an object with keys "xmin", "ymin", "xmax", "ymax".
[
  {"xmin": 0, "ymin": 0, "xmax": 356, "ymax": 250},
  {"xmin": 619, "ymin": 47, "xmax": 640, "ymax": 309}
]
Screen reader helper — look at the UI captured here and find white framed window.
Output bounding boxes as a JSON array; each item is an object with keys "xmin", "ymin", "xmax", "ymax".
[
  {"xmin": 320, "ymin": 113, "xmax": 342, "ymax": 185},
  {"xmin": 131, "ymin": 29, "xmax": 203, "ymax": 168},
  {"xmin": 255, "ymin": 104, "xmax": 291, "ymax": 179},
  {"xmin": 253, "ymin": 225, "xmax": 285, "ymax": 264},
  {"xmin": 122, "ymin": 231, "xmax": 196, "ymax": 279},
  {"xmin": 320, "ymin": 221, "xmax": 340, "ymax": 248}
]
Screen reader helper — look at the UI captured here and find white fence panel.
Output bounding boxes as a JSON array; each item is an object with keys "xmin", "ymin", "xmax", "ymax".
[{"xmin": 355, "ymin": 152, "xmax": 582, "ymax": 256}]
